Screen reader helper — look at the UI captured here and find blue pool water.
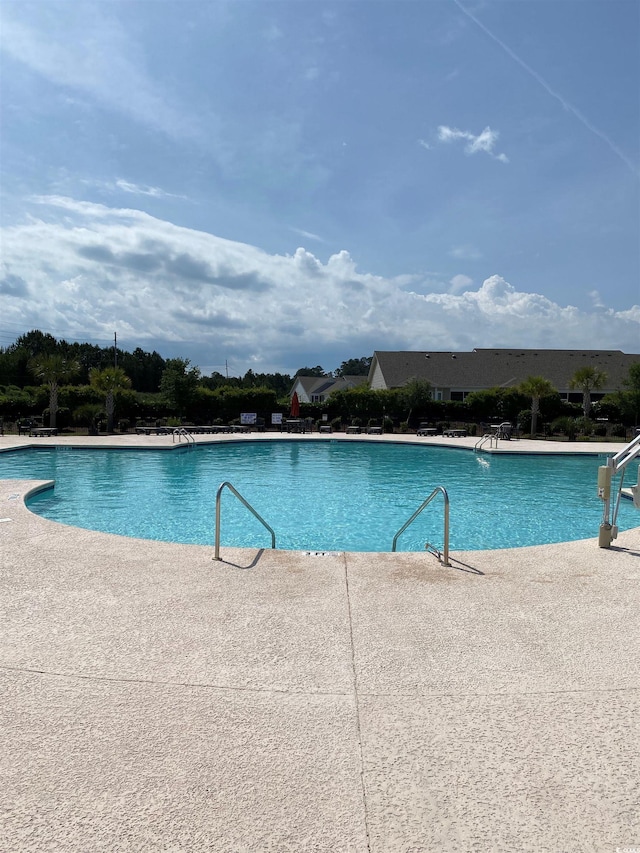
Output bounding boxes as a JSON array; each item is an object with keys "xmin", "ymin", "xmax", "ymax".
[{"xmin": 0, "ymin": 441, "xmax": 633, "ymax": 552}]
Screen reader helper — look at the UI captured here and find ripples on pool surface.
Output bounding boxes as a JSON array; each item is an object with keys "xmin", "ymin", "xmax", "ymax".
[{"xmin": 2, "ymin": 440, "xmax": 634, "ymax": 551}]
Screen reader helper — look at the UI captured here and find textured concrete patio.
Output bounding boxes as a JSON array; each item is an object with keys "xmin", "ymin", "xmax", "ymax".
[{"xmin": 1, "ymin": 434, "xmax": 638, "ymax": 851}]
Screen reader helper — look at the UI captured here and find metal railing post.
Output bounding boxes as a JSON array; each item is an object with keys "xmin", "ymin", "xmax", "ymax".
[
  {"xmin": 214, "ymin": 481, "xmax": 276, "ymax": 560},
  {"xmin": 392, "ymin": 486, "xmax": 450, "ymax": 565}
]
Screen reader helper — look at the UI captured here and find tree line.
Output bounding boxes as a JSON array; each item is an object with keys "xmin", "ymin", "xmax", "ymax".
[
  {"xmin": 0, "ymin": 331, "xmax": 372, "ymax": 431},
  {"xmin": 0, "ymin": 331, "xmax": 371, "ymax": 392},
  {"xmin": 0, "ymin": 331, "xmax": 638, "ymax": 437}
]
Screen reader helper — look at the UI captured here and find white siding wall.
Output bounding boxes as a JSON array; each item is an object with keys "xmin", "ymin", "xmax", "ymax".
[
  {"xmin": 369, "ymin": 362, "xmax": 386, "ymax": 390},
  {"xmin": 292, "ymin": 379, "xmax": 311, "ymax": 403}
]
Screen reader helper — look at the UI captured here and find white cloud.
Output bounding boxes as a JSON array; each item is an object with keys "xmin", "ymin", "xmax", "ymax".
[
  {"xmin": 449, "ymin": 274, "xmax": 473, "ymax": 293},
  {"xmin": 449, "ymin": 244, "xmax": 482, "ymax": 260},
  {"xmin": 2, "ymin": 197, "xmax": 638, "ymax": 373},
  {"xmin": 82, "ymin": 179, "xmax": 186, "ymax": 200},
  {"xmin": 0, "ymin": 2, "xmax": 200, "ymax": 141},
  {"xmin": 452, "ymin": 0, "xmax": 639, "ymax": 178},
  {"xmin": 114, "ymin": 180, "xmax": 186, "ymax": 200},
  {"xmin": 437, "ymin": 125, "xmax": 509, "ymax": 163},
  {"xmin": 289, "ymin": 227, "xmax": 325, "ymax": 243}
]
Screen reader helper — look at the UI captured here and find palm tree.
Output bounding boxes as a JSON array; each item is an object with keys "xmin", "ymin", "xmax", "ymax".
[
  {"xmin": 28, "ymin": 354, "xmax": 79, "ymax": 428},
  {"xmin": 518, "ymin": 375, "xmax": 557, "ymax": 438},
  {"xmin": 90, "ymin": 367, "xmax": 132, "ymax": 433},
  {"xmin": 569, "ymin": 366, "xmax": 607, "ymax": 417}
]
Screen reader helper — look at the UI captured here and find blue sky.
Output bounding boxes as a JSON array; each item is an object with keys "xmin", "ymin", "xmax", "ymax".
[{"xmin": 1, "ymin": 0, "xmax": 638, "ymax": 376}]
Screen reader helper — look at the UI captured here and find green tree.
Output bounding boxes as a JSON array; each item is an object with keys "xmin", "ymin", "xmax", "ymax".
[
  {"xmin": 116, "ymin": 347, "xmax": 166, "ymax": 392},
  {"xmin": 399, "ymin": 377, "xmax": 432, "ymax": 427},
  {"xmin": 621, "ymin": 362, "xmax": 640, "ymax": 425},
  {"xmin": 569, "ymin": 366, "xmax": 607, "ymax": 417},
  {"xmin": 28, "ymin": 354, "xmax": 80, "ymax": 428},
  {"xmin": 0, "ymin": 347, "xmax": 26, "ymax": 387},
  {"xmin": 0, "ymin": 386, "xmax": 36, "ymax": 421},
  {"xmin": 328, "ymin": 386, "xmax": 390, "ymax": 425},
  {"xmin": 295, "ymin": 365, "xmax": 326, "ymax": 377},
  {"xmin": 63, "ymin": 341, "xmax": 110, "ymax": 384},
  {"xmin": 201, "ymin": 371, "xmax": 242, "ymax": 391},
  {"xmin": 334, "ymin": 356, "xmax": 372, "ymax": 377},
  {"xmin": 625, "ymin": 362, "xmax": 640, "ymax": 393},
  {"xmin": 465, "ymin": 387, "xmax": 528, "ymax": 424},
  {"xmin": 159, "ymin": 358, "xmax": 201, "ymax": 418},
  {"xmin": 14, "ymin": 330, "xmax": 59, "ymax": 358},
  {"xmin": 90, "ymin": 367, "xmax": 132, "ymax": 432},
  {"xmin": 518, "ymin": 375, "xmax": 557, "ymax": 437},
  {"xmin": 248, "ymin": 371, "xmax": 292, "ymax": 396},
  {"xmin": 1, "ymin": 330, "xmax": 60, "ymax": 387}
]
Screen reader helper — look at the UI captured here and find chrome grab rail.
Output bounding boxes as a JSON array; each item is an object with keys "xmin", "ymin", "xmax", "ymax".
[
  {"xmin": 173, "ymin": 427, "xmax": 195, "ymax": 446},
  {"xmin": 392, "ymin": 486, "xmax": 450, "ymax": 566},
  {"xmin": 475, "ymin": 433, "xmax": 497, "ymax": 451},
  {"xmin": 214, "ymin": 481, "xmax": 276, "ymax": 560}
]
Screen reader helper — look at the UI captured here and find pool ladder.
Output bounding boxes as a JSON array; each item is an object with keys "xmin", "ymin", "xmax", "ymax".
[
  {"xmin": 214, "ymin": 480, "xmax": 450, "ymax": 564},
  {"xmin": 214, "ymin": 481, "xmax": 276, "ymax": 560},
  {"xmin": 392, "ymin": 486, "xmax": 450, "ymax": 566},
  {"xmin": 173, "ymin": 428, "xmax": 196, "ymax": 448},
  {"xmin": 475, "ymin": 433, "xmax": 498, "ymax": 452}
]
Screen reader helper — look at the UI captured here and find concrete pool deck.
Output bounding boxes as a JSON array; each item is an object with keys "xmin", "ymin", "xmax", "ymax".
[{"xmin": 1, "ymin": 433, "xmax": 638, "ymax": 851}]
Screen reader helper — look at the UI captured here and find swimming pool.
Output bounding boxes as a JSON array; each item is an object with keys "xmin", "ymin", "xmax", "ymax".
[{"xmin": 1, "ymin": 440, "xmax": 633, "ymax": 552}]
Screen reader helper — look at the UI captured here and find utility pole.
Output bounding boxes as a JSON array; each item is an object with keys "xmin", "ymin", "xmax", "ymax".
[{"xmin": 114, "ymin": 332, "xmax": 117, "ymax": 368}]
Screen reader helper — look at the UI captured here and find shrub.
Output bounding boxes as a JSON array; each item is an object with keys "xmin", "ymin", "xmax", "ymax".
[
  {"xmin": 43, "ymin": 406, "xmax": 71, "ymax": 430},
  {"xmin": 575, "ymin": 416, "xmax": 593, "ymax": 437},
  {"xmin": 551, "ymin": 416, "xmax": 578, "ymax": 440},
  {"xmin": 73, "ymin": 403, "xmax": 102, "ymax": 428},
  {"xmin": 517, "ymin": 410, "xmax": 531, "ymax": 433}
]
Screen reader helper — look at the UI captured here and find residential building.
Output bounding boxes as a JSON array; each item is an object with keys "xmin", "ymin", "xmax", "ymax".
[
  {"xmin": 290, "ymin": 374, "xmax": 369, "ymax": 404},
  {"xmin": 368, "ymin": 349, "xmax": 639, "ymax": 403}
]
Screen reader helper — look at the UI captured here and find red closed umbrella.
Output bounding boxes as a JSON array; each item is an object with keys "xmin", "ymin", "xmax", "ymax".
[{"xmin": 290, "ymin": 391, "xmax": 300, "ymax": 417}]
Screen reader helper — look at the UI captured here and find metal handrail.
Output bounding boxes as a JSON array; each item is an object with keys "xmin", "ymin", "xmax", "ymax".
[
  {"xmin": 608, "ymin": 431, "xmax": 640, "ymax": 471},
  {"xmin": 173, "ymin": 427, "xmax": 195, "ymax": 446},
  {"xmin": 598, "ymin": 432, "xmax": 640, "ymax": 546},
  {"xmin": 475, "ymin": 433, "xmax": 497, "ymax": 451},
  {"xmin": 392, "ymin": 486, "xmax": 450, "ymax": 566},
  {"xmin": 214, "ymin": 481, "xmax": 276, "ymax": 560}
]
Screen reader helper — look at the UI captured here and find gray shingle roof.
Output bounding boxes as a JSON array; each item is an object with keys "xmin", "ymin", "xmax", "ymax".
[
  {"xmin": 292, "ymin": 375, "xmax": 368, "ymax": 397},
  {"xmin": 370, "ymin": 349, "xmax": 639, "ymax": 393}
]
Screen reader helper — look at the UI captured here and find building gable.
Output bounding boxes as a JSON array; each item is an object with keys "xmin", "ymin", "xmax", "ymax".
[{"xmin": 291, "ymin": 374, "xmax": 368, "ymax": 403}]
